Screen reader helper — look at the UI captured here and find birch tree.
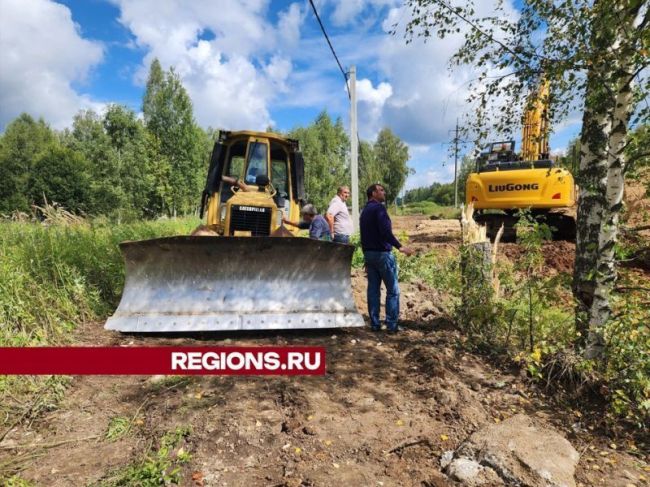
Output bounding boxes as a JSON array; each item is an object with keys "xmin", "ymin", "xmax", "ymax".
[
  {"xmin": 400, "ymin": 0, "xmax": 649, "ymax": 359},
  {"xmin": 374, "ymin": 127, "xmax": 411, "ymax": 205},
  {"xmin": 143, "ymin": 59, "xmax": 206, "ymax": 216}
]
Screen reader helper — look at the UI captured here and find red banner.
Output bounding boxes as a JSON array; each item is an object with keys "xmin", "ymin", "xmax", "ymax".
[{"xmin": 0, "ymin": 347, "xmax": 326, "ymax": 375}]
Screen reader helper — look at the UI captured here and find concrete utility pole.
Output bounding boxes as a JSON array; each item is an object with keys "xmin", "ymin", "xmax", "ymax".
[
  {"xmin": 453, "ymin": 119, "xmax": 459, "ymax": 208},
  {"xmin": 349, "ymin": 65, "xmax": 359, "ymax": 231}
]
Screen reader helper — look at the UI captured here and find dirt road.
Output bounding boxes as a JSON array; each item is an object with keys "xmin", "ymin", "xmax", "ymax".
[{"xmin": 3, "ymin": 216, "xmax": 647, "ymax": 486}]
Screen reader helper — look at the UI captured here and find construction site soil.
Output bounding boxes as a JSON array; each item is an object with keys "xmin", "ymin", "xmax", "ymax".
[{"xmin": 3, "ymin": 215, "xmax": 648, "ymax": 486}]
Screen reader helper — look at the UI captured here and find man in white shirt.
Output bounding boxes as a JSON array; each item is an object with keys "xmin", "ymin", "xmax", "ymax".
[{"xmin": 326, "ymin": 186, "xmax": 353, "ymax": 244}]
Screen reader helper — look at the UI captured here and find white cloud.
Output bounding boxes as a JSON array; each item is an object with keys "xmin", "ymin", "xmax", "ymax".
[
  {"xmin": 278, "ymin": 2, "xmax": 304, "ymax": 46},
  {"xmin": 331, "ymin": 0, "xmax": 365, "ymax": 26},
  {"xmin": 114, "ymin": 0, "xmax": 303, "ymax": 130},
  {"xmin": 0, "ymin": 0, "xmax": 104, "ymax": 129},
  {"xmin": 356, "ymin": 78, "xmax": 392, "ymax": 138},
  {"xmin": 322, "ymin": 1, "xmax": 522, "ymax": 149},
  {"xmin": 329, "ymin": 0, "xmax": 401, "ymax": 27}
]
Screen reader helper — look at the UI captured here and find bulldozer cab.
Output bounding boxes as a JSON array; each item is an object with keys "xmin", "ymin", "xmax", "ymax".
[{"xmin": 201, "ymin": 131, "xmax": 305, "ymax": 237}]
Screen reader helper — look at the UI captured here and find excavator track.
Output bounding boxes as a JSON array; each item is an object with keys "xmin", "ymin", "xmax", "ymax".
[{"xmin": 474, "ymin": 211, "xmax": 576, "ymax": 242}]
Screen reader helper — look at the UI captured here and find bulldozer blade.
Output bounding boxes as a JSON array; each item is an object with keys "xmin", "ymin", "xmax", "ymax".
[{"xmin": 105, "ymin": 236, "xmax": 364, "ymax": 332}]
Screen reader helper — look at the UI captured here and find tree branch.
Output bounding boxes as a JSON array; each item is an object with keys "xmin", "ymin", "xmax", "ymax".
[
  {"xmin": 428, "ymin": 0, "xmax": 539, "ymax": 67},
  {"xmin": 621, "ymin": 224, "xmax": 650, "ymax": 233},
  {"xmin": 626, "ymin": 151, "xmax": 650, "ymax": 165},
  {"xmin": 614, "ymin": 286, "xmax": 650, "ymax": 293}
]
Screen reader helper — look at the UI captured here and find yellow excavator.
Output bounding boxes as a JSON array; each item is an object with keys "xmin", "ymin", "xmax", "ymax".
[
  {"xmin": 465, "ymin": 80, "xmax": 576, "ymax": 240},
  {"xmin": 105, "ymin": 130, "xmax": 364, "ymax": 332}
]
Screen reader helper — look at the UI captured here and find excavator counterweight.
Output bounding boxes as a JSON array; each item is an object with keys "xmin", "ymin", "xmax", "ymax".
[{"xmin": 465, "ymin": 81, "xmax": 577, "ymax": 241}]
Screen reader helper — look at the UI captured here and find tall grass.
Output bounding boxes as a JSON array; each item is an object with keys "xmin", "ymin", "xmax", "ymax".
[{"xmin": 0, "ymin": 217, "xmax": 199, "ymax": 346}]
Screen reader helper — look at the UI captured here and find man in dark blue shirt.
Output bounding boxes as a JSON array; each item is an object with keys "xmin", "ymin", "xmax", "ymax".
[{"xmin": 360, "ymin": 184, "xmax": 414, "ymax": 333}]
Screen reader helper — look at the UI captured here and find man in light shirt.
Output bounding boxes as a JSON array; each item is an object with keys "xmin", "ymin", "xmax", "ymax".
[{"xmin": 326, "ymin": 186, "xmax": 353, "ymax": 244}]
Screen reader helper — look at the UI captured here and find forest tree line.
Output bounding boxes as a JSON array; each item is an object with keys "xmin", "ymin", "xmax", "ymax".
[{"xmin": 0, "ymin": 59, "xmax": 410, "ymax": 220}]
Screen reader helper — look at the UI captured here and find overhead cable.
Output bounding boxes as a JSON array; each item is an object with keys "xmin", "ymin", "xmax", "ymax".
[{"xmin": 308, "ymin": 0, "xmax": 351, "ymax": 99}]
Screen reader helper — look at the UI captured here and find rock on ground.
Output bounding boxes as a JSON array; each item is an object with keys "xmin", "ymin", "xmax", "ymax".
[
  {"xmin": 446, "ymin": 457, "xmax": 504, "ymax": 486},
  {"xmin": 447, "ymin": 414, "xmax": 579, "ymax": 487}
]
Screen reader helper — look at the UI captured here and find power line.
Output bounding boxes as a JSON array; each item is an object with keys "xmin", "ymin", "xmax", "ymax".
[
  {"xmin": 308, "ymin": 0, "xmax": 368, "ymax": 214},
  {"xmin": 308, "ymin": 0, "xmax": 351, "ymax": 100},
  {"xmin": 444, "ymin": 119, "xmax": 469, "ymax": 208}
]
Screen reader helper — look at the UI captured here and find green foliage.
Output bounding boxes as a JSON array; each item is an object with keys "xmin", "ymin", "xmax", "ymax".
[
  {"xmin": 350, "ymin": 233, "xmax": 364, "ymax": 268},
  {"xmin": 288, "ymin": 111, "xmax": 349, "ymax": 212},
  {"xmin": 446, "ymin": 214, "xmax": 575, "ymax": 360},
  {"xmin": 374, "ymin": 128, "xmax": 410, "ymax": 204},
  {"xmin": 106, "ymin": 416, "xmax": 132, "ymax": 442},
  {"xmin": 404, "ymin": 182, "xmax": 453, "ymax": 206},
  {"xmin": 557, "ymin": 127, "xmax": 646, "ymax": 183},
  {"xmin": 0, "ymin": 114, "xmax": 57, "ymax": 213},
  {"xmin": 401, "ymin": 0, "xmax": 647, "ymax": 366},
  {"xmin": 64, "ymin": 105, "xmax": 159, "ymax": 220},
  {"xmin": 0, "ymin": 66, "xmax": 412, "ymax": 222},
  {"xmin": 493, "ymin": 215, "xmax": 573, "ymax": 361},
  {"xmin": 557, "ymin": 137, "xmax": 580, "ymax": 174},
  {"xmin": 625, "ymin": 123, "xmax": 650, "ymax": 183},
  {"xmin": 395, "ymin": 200, "xmax": 460, "ymax": 219},
  {"xmin": 3, "ymin": 476, "xmax": 35, "ymax": 487},
  {"xmin": 456, "ymin": 242, "xmax": 499, "ymax": 348},
  {"xmin": 29, "ymin": 145, "xmax": 92, "ymax": 212},
  {"xmin": 143, "ymin": 59, "xmax": 208, "ymax": 216},
  {"xmin": 0, "ymin": 217, "xmax": 199, "ymax": 347},
  {"xmin": 604, "ymin": 293, "xmax": 650, "ymax": 426},
  {"xmin": 397, "ymin": 249, "xmax": 461, "ymax": 308},
  {"xmin": 358, "ymin": 140, "xmax": 381, "ymax": 207},
  {"xmin": 288, "ymin": 116, "xmax": 411, "ymax": 212},
  {"xmin": 0, "ymin": 61, "xmax": 213, "ymax": 220},
  {"xmin": 456, "ymin": 156, "xmax": 475, "ymax": 205},
  {"xmin": 100, "ymin": 426, "xmax": 192, "ymax": 486},
  {"xmin": 401, "ymin": 0, "xmax": 648, "ymax": 139}
]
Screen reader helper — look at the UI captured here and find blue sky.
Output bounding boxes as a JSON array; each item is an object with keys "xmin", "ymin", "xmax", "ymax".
[{"xmin": 0, "ymin": 0, "xmax": 581, "ymax": 190}]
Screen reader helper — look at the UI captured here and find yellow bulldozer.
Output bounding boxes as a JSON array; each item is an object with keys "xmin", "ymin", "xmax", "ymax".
[
  {"xmin": 465, "ymin": 80, "xmax": 577, "ymax": 241},
  {"xmin": 105, "ymin": 130, "xmax": 364, "ymax": 332}
]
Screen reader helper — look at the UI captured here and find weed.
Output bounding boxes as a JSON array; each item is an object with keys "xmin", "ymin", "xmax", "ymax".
[
  {"xmin": 0, "ymin": 216, "xmax": 199, "ymax": 348},
  {"xmin": 3, "ymin": 475, "xmax": 35, "ymax": 487},
  {"xmin": 106, "ymin": 416, "xmax": 132, "ymax": 442},
  {"xmin": 604, "ymin": 292, "xmax": 650, "ymax": 426},
  {"xmin": 99, "ymin": 426, "xmax": 192, "ymax": 486},
  {"xmin": 398, "ymin": 249, "xmax": 461, "ymax": 310},
  {"xmin": 146, "ymin": 376, "xmax": 194, "ymax": 394},
  {"xmin": 0, "ymin": 376, "xmax": 71, "ymax": 438}
]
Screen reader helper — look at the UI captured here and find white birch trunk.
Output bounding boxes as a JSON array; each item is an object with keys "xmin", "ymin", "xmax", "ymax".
[
  {"xmin": 574, "ymin": 1, "xmax": 639, "ymax": 359},
  {"xmin": 584, "ymin": 71, "xmax": 634, "ymax": 358},
  {"xmin": 573, "ymin": 72, "xmax": 612, "ymax": 341}
]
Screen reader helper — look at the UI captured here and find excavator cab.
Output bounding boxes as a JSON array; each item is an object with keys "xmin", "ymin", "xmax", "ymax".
[
  {"xmin": 105, "ymin": 130, "xmax": 364, "ymax": 333},
  {"xmin": 484, "ymin": 141, "xmax": 516, "ymax": 163}
]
